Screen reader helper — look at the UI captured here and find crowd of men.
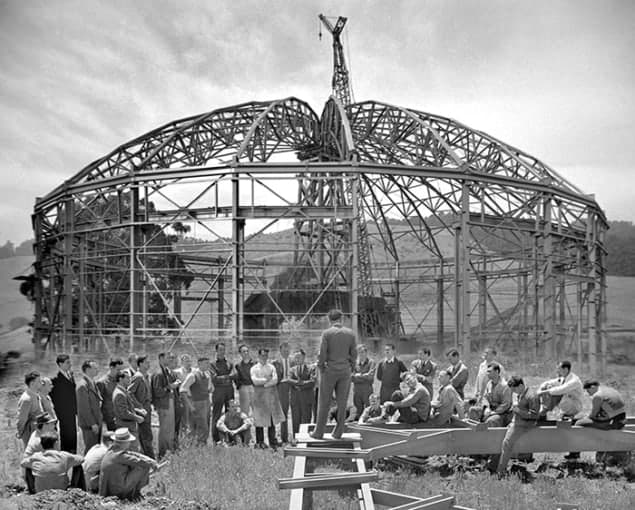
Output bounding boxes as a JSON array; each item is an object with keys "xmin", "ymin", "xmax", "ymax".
[{"xmin": 14, "ymin": 309, "xmax": 628, "ymax": 498}]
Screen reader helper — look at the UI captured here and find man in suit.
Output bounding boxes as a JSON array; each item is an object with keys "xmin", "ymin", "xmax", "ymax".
[
  {"xmin": 76, "ymin": 360, "xmax": 103, "ymax": 453},
  {"xmin": 96, "ymin": 358, "xmax": 124, "ymax": 431},
  {"xmin": 311, "ymin": 309, "xmax": 357, "ymax": 440},
  {"xmin": 409, "ymin": 348, "xmax": 437, "ymax": 400},
  {"xmin": 351, "ymin": 345, "xmax": 376, "ymax": 420},
  {"xmin": 16, "ymin": 371, "xmax": 44, "ymax": 447},
  {"xmin": 50, "ymin": 354, "xmax": 78, "ymax": 453},
  {"xmin": 113, "ymin": 371, "xmax": 145, "ymax": 449},
  {"xmin": 376, "ymin": 344, "xmax": 407, "ymax": 403},
  {"xmin": 151, "ymin": 352, "xmax": 179, "ymax": 458},
  {"xmin": 128, "ymin": 355, "xmax": 154, "ymax": 458},
  {"xmin": 289, "ymin": 349, "xmax": 315, "ymax": 436},
  {"xmin": 446, "ymin": 349, "xmax": 469, "ymax": 399},
  {"xmin": 273, "ymin": 342, "xmax": 293, "ymax": 443}
]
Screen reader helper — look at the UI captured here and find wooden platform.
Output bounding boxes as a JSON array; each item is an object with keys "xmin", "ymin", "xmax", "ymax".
[{"xmin": 279, "ymin": 424, "xmax": 474, "ymax": 510}]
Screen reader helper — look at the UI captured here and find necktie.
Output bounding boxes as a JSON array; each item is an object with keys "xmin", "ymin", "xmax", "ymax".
[{"xmin": 284, "ymin": 359, "xmax": 288, "ymax": 379}]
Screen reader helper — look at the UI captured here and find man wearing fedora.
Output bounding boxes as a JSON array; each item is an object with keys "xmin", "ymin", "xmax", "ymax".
[{"xmin": 99, "ymin": 428, "xmax": 160, "ymax": 500}]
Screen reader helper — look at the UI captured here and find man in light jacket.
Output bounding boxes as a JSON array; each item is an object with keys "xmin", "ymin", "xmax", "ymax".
[{"xmin": 16, "ymin": 371, "xmax": 44, "ymax": 447}]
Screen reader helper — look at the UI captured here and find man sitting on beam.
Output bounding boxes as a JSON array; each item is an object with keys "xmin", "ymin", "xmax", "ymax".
[
  {"xmin": 576, "ymin": 380, "xmax": 626, "ymax": 430},
  {"xmin": 384, "ymin": 373, "xmax": 431, "ymax": 425}
]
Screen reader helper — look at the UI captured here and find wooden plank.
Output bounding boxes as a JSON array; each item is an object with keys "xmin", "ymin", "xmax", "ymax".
[
  {"xmin": 365, "ymin": 427, "xmax": 635, "ymax": 458},
  {"xmin": 284, "ymin": 446, "xmax": 370, "ymax": 460},
  {"xmin": 370, "ymin": 488, "xmax": 424, "ymax": 507},
  {"xmin": 353, "ymin": 441, "xmax": 375, "ymax": 510},
  {"xmin": 391, "ymin": 495, "xmax": 455, "ymax": 510},
  {"xmin": 278, "ymin": 471, "xmax": 379, "ymax": 491},
  {"xmin": 294, "ymin": 432, "xmax": 362, "ymax": 445},
  {"xmin": 289, "ymin": 441, "xmax": 308, "ymax": 510}
]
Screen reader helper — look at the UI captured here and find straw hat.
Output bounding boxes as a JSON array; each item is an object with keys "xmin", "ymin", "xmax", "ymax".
[{"xmin": 112, "ymin": 427, "xmax": 136, "ymax": 442}]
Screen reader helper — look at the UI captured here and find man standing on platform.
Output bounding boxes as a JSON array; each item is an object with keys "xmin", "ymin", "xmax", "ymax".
[
  {"xmin": 50, "ymin": 354, "xmax": 78, "ymax": 453},
  {"xmin": 446, "ymin": 349, "xmax": 469, "ymax": 399},
  {"xmin": 376, "ymin": 344, "xmax": 407, "ymax": 404},
  {"xmin": 96, "ymin": 358, "xmax": 124, "ymax": 431},
  {"xmin": 210, "ymin": 343, "xmax": 235, "ymax": 444},
  {"xmin": 273, "ymin": 342, "xmax": 293, "ymax": 444},
  {"xmin": 76, "ymin": 360, "xmax": 103, "ymax": 453},
  {"xmin": 351, "ymin": 345, "xmax": 376, "ymax": 421},
  {"xmin": 128, "ymin": 355, "xmax": 154, "ymax": 458},
  {"xmin": 311, "ymin": 309, "xmax": 357, "ymax": 440}
]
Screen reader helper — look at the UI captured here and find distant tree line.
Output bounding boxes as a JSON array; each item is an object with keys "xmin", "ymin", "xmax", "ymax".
[{"xmin": 0, "ymin": 239, "xmax": 32, "ymax": 258}]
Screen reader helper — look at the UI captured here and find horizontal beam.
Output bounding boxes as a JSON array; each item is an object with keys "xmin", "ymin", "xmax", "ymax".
[
  {"xmin": 277, "ymin": 471, "xmax": 379, "ymax": 491},
  {"xmin": 151, "ymin": 205, "xmax": 354, "ymax": 220},
  {"xmin": 363, "ymin": 426, "xmax": 635, "ymax": 459}
]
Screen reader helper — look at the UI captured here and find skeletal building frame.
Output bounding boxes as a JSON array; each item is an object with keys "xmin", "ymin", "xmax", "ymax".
[{"xmin": 32, "ymin": 96, "xmax": 608, "ymax": 373}]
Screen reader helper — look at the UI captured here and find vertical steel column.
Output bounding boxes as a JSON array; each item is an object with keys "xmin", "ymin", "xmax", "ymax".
[
  {"xmin": 351, "ymin": 175, "xmax": 360, "ymax": 339},
  {"xmin": 543, "ymin": 196, "xmax": 555, "ymax": 359},
  {"xmin": 129, "ymin": 185, "xmax": 142, "ymax": 352},
  {"xmin": 231, "ymin": 172, "xmax": 244, "ymax": 350},
  {"xmin": 587, "ymin": 213, "xmax": 597, "ymax": 375},
  {"xmin": 521, "ymin": 270, "xmax": 529, "ymax": 357},
  {"xmin": 576, "ymin": 248, "xmax": 583, "ymax": 368},
  {"xmin": 79, "ymin": 239, "xmax": 86, "ymax": 350},
  {"xmin": 598, "ymin": 222, "xmax": 607, "ymax": 377},
  {"xmin": 460, "ymin": 182, "xmax": 471, "ymax": 355},
  {"xmin": 478, "ymin": 263, "xmax": 487, "ymax": 352},
  {"xmin": 436, "ymin": 262, "xmax": 444, "ymax": 352},
  {"xmin": 33, "ymin": 211, "xmax": 44, "ymax": 356},
  {"xmin": 63, "ymin": 196, "xmax": 74, "ymax": 353}
]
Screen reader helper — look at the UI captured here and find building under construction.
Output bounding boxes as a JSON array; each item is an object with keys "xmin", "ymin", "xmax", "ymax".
[{"xmin": 30, "ymin": 16, "xmax": 608, "ymax": 371}]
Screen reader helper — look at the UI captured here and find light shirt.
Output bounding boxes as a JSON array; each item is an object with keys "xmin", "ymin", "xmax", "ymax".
[{"xmin": 544, "ymin": 372, "xmax": 584, "ymax": 418}]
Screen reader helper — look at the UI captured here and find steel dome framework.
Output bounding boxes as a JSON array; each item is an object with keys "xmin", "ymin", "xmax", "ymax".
[{"xmin": 32, "ymin": 95, "xmax": 608, "ymax": 372}]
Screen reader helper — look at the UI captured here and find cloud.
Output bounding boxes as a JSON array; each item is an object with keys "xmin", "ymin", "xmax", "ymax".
[{"xmin": 0, "ymin": 0, "xmax": 634, "ymax": 243}]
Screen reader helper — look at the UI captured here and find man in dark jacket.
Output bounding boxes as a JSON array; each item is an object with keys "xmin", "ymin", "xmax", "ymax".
[
  {"xmin": 128, "ymin": 355, "xmax": 154, "ymax": 458},
  {"xmin": 493, "ymin": 376, "xmax": 541, "ymax": 476},
  {"xmin": 289, "ymin": 349, "xmax": 315, "ymax": 436},
  {"xmin": 76, "ymin": 360, "xmax": 103, "ymax": 453},
  {"xmin": 151, "ymin": 352, "xmax": 179, "ymax": 458},
  {"xmin": 50, "ymin": 354, "xmax": 78, "ymax": 453},
  {"xmin": 96, "ymin": 358, "xmax": 124, "ymax": 431},
  {"xmin": 311, "ymin": 309, "xmax": 357, "ymax": 440},
  {"xmin": 210, "ymin": 343, "xmax": 235, "ymax": 444},
  {"xmin": 376, "ymin": 344, "xmax": 407, "ymax": 403},
  {"xmin": 113, "ymin": 371, "xmax": 145, "ymax": 448}
]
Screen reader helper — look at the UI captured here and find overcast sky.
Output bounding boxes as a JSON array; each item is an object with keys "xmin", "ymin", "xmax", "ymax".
[{"xmin": 0, "ymin": 0, "xmax": 633, "ymax": 244}]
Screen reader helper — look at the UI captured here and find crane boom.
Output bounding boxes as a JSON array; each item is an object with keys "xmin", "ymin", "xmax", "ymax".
[{"xmin": 319, "ymin": 14, "xmax": 353, "ymax": 106}]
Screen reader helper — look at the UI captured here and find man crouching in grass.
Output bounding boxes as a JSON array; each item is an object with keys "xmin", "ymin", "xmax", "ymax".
[
  {"xmin": 99, "ymin": 428, "xmax": 166, "ymax": 500},
  {"xmin": 216, "ymin": 399, "xmax": 252, "ymax": 446}
]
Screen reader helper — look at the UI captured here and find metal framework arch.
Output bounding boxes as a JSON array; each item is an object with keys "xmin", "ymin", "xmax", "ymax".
[{"xmin": 32, "ymin": 93, "xmax": 607, "ymax": 374}]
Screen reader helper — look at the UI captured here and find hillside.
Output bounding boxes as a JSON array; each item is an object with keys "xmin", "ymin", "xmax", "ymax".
[{"xmin": 0, "ymin": 256, "xmax": 34, "ymax": 334}]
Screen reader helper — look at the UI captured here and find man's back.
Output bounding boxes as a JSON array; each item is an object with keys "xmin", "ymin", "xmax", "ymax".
[
  {"xmin": 594, "ymin": 386, "xmax": 626, "ymax": 419},
  {"xmin": 21, "ymin": 450, "xmax": 83, "ymax": 492},
  {"xmin": 318, "ymin": 325, "xmax": 357, "ymax": 369}
]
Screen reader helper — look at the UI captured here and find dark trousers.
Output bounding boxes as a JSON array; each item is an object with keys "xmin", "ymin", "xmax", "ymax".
[
  {"xmin": 59, "ymin": 416, "xmax": 78, "ymax": 453},
  {"xmin": 277, "ymin": 381, "xmax": 292, "ymax": 442},
  {"xmin": 174, "ymin": 394, "xmax": 186, "ymax": 446},
  {"xmin": 379, "ymin": 384, "xmax": 399, "ymax": 404},
  {"xmin": 353, "ymin": 384, "xmax": 373, "ymax": 420},
  {"xmin": 116, "ymin": 465, "xmax": 150, "ymax": 500},
  {"xmin": 138, "ymin": 418, "xmax": 155, "ymax": 459},
  {"xmin": 576, "ymin": 413, "xmax": 626, "ymax": 430},
  {"xmin": 211, "ymin": 386, "xmax": 234, "ymax": 442},
  {"xmin": 221, "ymin": 429, "xmax": 251, "ymax": 445},
  {"xmin": 313, "ymin": 366, "xmax": 352, "ymax": 439},
  {"xmin": 80, "ymin": 426, "xmax": 101, "ymax": 454},
  {"xmin": 388, "ymin": 389, "xmax": 424, "ymax": 425},
  {"xmin": 291, "ymin": 389, "xmax": 314, "ymax": 435},
  {"xmin": 255, "ymin": 425, "xmax": 276, "ymax": 446}
]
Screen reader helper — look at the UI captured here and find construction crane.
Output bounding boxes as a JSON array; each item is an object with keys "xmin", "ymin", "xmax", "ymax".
[{"xmin": 318, "ymin": 14, "xmax": 353, "ymax": 106}]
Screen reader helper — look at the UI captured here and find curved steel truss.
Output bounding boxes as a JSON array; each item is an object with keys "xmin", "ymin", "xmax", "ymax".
[{"xmin": 32, "ymin": 96, "xmax": 608, "ymax": 372}]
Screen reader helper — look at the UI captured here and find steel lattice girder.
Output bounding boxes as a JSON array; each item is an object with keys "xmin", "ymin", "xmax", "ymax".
[{"xmin": 33, "ymin": 97, "xmax": 607, "ymax": 368}]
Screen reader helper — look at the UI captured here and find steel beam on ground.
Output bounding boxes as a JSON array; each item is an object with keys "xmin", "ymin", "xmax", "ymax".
[{"xmin": 362, "ymin": 425, "xmax": 635, "ymax": 459}]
